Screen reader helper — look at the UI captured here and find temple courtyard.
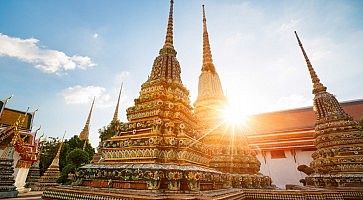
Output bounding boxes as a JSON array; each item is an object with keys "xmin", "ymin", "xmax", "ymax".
[{"xmin": 1, "ymin": 0, "xmax": 363, "ymax": 199}]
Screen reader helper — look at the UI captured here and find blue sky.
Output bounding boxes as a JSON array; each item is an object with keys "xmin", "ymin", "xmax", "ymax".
[{"xmin": 1, "ymin": 0, "xmax": 363, "ymax": 147}]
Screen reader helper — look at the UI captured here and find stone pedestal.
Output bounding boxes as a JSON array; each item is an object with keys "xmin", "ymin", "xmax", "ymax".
[
  {"xmin": 15, "ymin": 167, "xmax": 30, "ymax": 193},
  {"xmin": 0, "ymin": 145, "xmax": 19, "ymax": 198}
]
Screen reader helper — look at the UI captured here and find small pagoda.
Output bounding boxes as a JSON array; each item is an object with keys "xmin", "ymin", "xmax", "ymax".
[
  {"xmin": 295, "ymin": 32, "xmax": 363, "ymax": 188},
  {"xmin": 33, "ymin": 134, "xmax": 64, "ymax": 191},
  {"xmin": 0, "ymin": 143, "xmax": 18, "ymax": 198}
]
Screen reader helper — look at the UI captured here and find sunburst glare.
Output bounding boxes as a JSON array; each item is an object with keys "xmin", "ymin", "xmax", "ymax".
[{"xmin": 221, "ymin": 101, "xmax": 250, "ymax": 127}]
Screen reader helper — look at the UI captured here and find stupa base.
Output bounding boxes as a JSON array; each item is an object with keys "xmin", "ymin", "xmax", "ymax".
[
  {"xmin": 75, "ymin": 163, "xmax": 272, "ymax": 191},
  {"xmin": 32, "ymin": 182, "xmax": 59, "ymax": 191},
  {"xmin": 42, "ymin": 186, "xmax": 363, "ymax": 200},
  {"xmin": 305, "ymin": 173, "xmax": 363, "ymax": 188}
]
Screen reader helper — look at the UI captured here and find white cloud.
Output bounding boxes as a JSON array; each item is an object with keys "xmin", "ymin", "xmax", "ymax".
[
  {"xmin": 61, "ymin": 85, "xmax": 111, "ymax": 106},
  {"xmin": 0, "ymin": 33, "xmax": 96, "ymax": 73}
]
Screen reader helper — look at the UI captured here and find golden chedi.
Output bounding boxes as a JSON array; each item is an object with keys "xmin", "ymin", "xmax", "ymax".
[
  {"xmin": 194, "ymin": 5, "xmax": 267, "ymax": 187},
  {"xmin": 295, "ymin": 31, "xmax": 363, "ymax": 188}
]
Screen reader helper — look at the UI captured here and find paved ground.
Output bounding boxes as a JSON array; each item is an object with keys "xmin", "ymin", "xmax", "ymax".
[{"xmin": 5, "ymin": 191, "xmax": 43, "ymax": 200}]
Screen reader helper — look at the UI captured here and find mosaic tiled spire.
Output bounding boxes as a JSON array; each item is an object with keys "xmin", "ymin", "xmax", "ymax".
[
  {"xmin": 149, "ymin": 0, "xmax": 182, "ymax": 82},
  {"xmin": 79, "ymin": 97, "xmax": 95, "ymax": 141},
  {"xmin": 112, "ymin": 83, "xmax": 123, "ymax": 122},
  {"xmin": 202, "ymin": 5, "xmax": 215, "ymax": 73},
  {"xmin": 194, "ymin": 5, "xmax": 226, "ymax": 128},
  {"xmin": 196, "ymin": 5, "xmax": 224, "ymax": 102},
  {"xmin": 295, "ymin": 31, "xmax": 363, "ymax": 187},
  {"xmin": 163, "ymin": 0, "xmax": 174, "ymax": 49}
]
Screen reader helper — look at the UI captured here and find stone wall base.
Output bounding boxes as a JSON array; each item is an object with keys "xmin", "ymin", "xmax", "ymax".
[
  {"xmin": 42, "ymin": 186, "xmax": 363, "ymax": 200},
  {"xmin": 0, "ymin": 190, "xmax": 19, "ymax": 199}
]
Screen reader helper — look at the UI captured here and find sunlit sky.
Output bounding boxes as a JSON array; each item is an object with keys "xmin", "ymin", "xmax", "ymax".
[{"xmin": 1, "ymin": 0, "xmax": 362, "ymax": 147}]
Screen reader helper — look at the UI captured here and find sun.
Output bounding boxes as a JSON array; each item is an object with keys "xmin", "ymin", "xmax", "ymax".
[{"xmin": 221, "ymin": 102, "xmax": 250, "ymax": 126}]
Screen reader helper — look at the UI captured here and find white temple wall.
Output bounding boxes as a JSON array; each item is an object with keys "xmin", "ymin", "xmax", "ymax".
[{"xmin": 257, "ymin": 149, "xmax": 313, "ymax": 189}]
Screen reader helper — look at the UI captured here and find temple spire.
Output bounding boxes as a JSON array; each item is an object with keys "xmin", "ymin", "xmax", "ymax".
[
  {"xmin": 79, "ymin": 97, "xmax": 95, "ymax": 141},
  {"xmin": 202, "ymin": 5, "xmax": 216, "ymax": 73},
  {"xmin": 163, "ymin": 0, "xmax": 174, "ymax": 49},
  {"xmin": 112, "ymin": 83, "xmax": 123, "ymax": 122},
  {"xmin": 294, "ymin": 31, "xmax": 327, "ymax": 94},
  {"xmin": 50, "ymin": 131, "xmax": 66, "ymax": 167}
]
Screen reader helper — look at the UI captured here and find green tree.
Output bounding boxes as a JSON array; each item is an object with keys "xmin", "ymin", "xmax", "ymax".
[
  {"xmin": 59, "ymin": 135, "xmax": 94, "ymax": 170},
  {"xmin": 98, "ymin": 120, "xmax": 122, "ymax": 142},
  {"xmin": 58, "ymin": 148, "xmax": 90, "ymax": 184},
  {"xmin": 39, "ymin": 137, "xmax": 60, "ymax": 175},
  {"xmin": 58, "ymin": 135, "xmax": 95, "ymax": 184},
  {"xmin": 39, "ymin": 135, "xmax": 95, "ymax": 184}
]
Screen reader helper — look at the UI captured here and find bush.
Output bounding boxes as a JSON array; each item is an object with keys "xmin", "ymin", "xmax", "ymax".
[{"xmin": 66, "ymin": 148, "xmax": 90, "ymax": 167}]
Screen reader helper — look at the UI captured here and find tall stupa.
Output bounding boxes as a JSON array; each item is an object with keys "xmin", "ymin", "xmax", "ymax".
[
  {"xmin": 56, "ymin": 0, "xmax": 222, "ymax": 193},
  {"xmin": 295, "ymin": 31, "xmax": 363, "ymax": 188},
  {"xmin": 194, "ymin": 5, "xmax": 266, "ymax": 182},
  {"xmin": 194, "ymin": 5, "xmax": 226, "ymax": 127}
]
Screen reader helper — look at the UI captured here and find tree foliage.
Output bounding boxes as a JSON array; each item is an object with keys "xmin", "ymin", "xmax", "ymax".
[
  {"xmin": 39, "ymin": 137, "xmax": 60, "ymax": 176},
  {"xmin": 58, "ymin": 148, "xmax": 90, "ymax": 184},
  {"xmin": 98, "ymin": 120, "xmax": 122, "ymax": 142},
  {"xmin": 66, "ymin": 148, "xmax": 90, "ymax": 167},
  {"xmin": 59, "ymin": 135, "xmax": 95, "ymax": 171}
]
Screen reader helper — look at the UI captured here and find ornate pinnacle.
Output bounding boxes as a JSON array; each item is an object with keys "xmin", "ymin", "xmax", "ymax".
[
  {"xmin": 202, "ymin": 5, "xmax": 216, "ymax": 73},
  {"xmin": 112, "ymin": 83, "xmax": 123, "ymax": 122},
  {"xmin": 79, "ymin": 97, "xmax": 95, "ymax": 141},
  {"xmin": 51, "ymin": 131, "xmax": 66, "ymax": 167},
  {"xmin": 163, "ymin": 0, "xmax": 174, "ymax": 49},
  {"xmin": 294, "ymin": 31, "xmax": 327, "ymax": 94}
]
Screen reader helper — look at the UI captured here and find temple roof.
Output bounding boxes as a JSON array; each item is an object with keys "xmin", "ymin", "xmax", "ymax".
[
  {"xmin": 0, "ymin": 108, "xmax": 33, "ymax": 130},
  {"xmin": 248, "ymin": 99, "xmax": 363, "ymax": 135}
]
